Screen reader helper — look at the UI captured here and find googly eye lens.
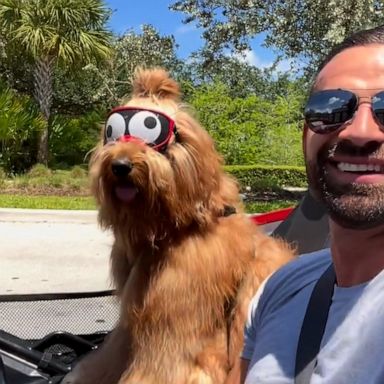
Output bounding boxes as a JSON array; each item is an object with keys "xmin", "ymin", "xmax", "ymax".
[{"xmin": 105, "ymin": 113, "xmax": 126, "ymax": 142}]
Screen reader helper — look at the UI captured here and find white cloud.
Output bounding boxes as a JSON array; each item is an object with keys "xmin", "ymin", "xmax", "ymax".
[
  {"xmin": 275, "ymin": 58, "xmax": 296, "ymax": 73},
  {"xmin": 232, "ymin": 49, "xmax": 299, "ymax": 75},
  {"xmin": 233, "ymin": 49, "xmax": 272, "ymax": 68},
  {"xmin": 175, "ymin": 24, "xmax": 198, "ymax": 35}
]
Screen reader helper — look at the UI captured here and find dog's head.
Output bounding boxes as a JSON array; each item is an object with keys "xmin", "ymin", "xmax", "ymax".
[{"xmin": 90, "ymin": 68, "xmax": 240, "ymax": 242}]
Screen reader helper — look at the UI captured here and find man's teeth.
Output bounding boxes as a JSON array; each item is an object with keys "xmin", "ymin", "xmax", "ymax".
[{"xmin": 337, "ymin": 162, "xmax": 382, "ymax": 172}]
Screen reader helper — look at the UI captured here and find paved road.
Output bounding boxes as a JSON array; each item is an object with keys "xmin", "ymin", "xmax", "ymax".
[{"xmin": 0, "ymin": 208, "xmax": 114, "ymax": 295}]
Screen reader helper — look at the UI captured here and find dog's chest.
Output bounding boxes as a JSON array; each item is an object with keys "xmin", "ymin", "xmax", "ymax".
[{"xmin": 123, "ymin": 247, "xmax": 240, "ymax": 335}]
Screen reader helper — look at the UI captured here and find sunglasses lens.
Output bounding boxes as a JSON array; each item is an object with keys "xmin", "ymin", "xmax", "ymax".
[
  {"xmin": 372, "ymin": 91, "xmax": 384, "ymax": 126},
  {"xmin": 304, "ymin": 90, "xmax": 357, "ymax": 133}
]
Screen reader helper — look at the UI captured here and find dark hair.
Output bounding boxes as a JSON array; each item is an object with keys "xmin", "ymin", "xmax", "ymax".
[
  {"xmin": 317, "ymin": 25, "xmax": 384, "ymax": 73},
  {"xmin": 309, "ymin": 25, "xmax": 384, "ymax": 93}
]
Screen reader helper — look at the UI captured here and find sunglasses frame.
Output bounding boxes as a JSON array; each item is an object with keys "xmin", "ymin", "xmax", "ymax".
[
  {"xmin": 304, "ymin": 88, "xmax": 384, "ymax": 134},
  {"xmin": 104, "ymin": 106, "xmax": 177, "ymax": 150}
]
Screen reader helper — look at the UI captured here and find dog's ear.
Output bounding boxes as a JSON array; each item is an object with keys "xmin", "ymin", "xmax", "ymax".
[{"xmin": 132, "ymin": 67, "xmax": 180, "ymax": 101}]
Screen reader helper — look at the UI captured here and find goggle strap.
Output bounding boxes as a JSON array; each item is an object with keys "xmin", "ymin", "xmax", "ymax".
[{"xmin": 173, "ymin": 126, "xmax": 180, "ymax": 143}]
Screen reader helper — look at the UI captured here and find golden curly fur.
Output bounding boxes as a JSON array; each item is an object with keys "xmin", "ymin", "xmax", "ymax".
[{"xmin": 63, "ymin": 68, "xmax": 295, "ymax": 384}]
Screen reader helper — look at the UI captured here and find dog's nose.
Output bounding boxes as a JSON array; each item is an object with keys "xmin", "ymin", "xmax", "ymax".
[{"xmin": 111, "ymin": 159, "xmax": 133, "ymax": 177}]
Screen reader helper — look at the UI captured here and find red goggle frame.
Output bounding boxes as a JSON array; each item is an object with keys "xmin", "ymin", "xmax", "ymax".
[{"xmin": 104, "ymin": 106, "xmax": 177, "ymax": 151}]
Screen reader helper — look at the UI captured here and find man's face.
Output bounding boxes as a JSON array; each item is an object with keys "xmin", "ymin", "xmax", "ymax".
[{"xmin": 305, "ymin": 44, "xmax": 384, "ymax": 229}]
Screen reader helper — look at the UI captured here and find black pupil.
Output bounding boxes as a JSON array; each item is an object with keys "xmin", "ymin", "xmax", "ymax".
[
  {"xmin": 106, "ymin": 125, "xmax": 112, "ymax": 137},
  {"xmin": 144, "ymin": 116, "xmax": 157, "ymax": 129}
]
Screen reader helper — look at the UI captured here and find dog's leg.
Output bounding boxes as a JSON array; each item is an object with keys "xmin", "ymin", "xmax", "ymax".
[
  {"xmin": 110, "ymin": 240, "xmax": 133, "ymax": 295},
  {"xmin": 62, "ymin": 325, "xmax": 130, "ymax": 384},
  {"xmin": 226, "ymin": 236, "xmax": 294, "ymax": 378}
]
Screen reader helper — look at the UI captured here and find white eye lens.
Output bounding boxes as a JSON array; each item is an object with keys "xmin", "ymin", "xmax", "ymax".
[
  {"xmin": 105, "ymin": 113, "xmax": 126, "ymax": 141},
  {"xmin": 128, "ymin": 111, "xmax": 162, "ymax": 144}
]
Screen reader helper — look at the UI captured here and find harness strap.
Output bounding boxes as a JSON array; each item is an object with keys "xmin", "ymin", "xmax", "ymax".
[{"xmin": 294, "ymin": 263, "xmax": 336, "ymax": 384}]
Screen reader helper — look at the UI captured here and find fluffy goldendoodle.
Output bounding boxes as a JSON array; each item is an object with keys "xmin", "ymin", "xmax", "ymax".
[{"xmin": 63, "ymin": 68, "xmax": 294, "ymax": 384}]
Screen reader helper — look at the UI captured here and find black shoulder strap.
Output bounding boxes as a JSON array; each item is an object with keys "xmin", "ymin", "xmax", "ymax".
[
  {"xmin": 0, "ymin": 354, "xmax": 7, "ymax": 384},
  {"xmin": 295, "ymin": 263, "xmax": 336, "ymax": 384}
]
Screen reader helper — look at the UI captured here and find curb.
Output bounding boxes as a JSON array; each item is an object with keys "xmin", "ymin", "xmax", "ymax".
[{"xmin": 0, "ymin": 208, "xmax": 99, "ymax": 224}]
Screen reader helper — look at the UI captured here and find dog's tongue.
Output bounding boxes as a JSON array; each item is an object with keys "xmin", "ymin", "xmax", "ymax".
[{"xmin": 115, "ymin": 186, "xmax": 138, "ymax": 203}]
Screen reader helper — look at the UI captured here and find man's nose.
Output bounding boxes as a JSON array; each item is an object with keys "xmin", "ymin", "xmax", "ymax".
[{"xmin": 337, "ymin": 102, "xmax": 384, "ymax": 145}]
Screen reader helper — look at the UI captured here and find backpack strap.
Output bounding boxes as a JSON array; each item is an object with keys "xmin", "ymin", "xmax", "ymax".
[{"xmin": 295, "ymin": 263, "xmax": 336, "ymax": 384}]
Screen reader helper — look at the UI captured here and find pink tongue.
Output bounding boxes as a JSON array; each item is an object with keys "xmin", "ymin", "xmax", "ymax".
[{"xmin": 115, "ymin": 186, "xmax": 138, "ymax": 202}]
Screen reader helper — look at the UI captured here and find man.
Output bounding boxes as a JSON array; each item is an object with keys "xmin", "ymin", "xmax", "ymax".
[{"xmin": 228, "ymin": 25, "xmax": 384, "ymax": 383}]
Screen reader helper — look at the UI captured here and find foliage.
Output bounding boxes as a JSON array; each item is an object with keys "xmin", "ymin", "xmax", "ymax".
[
  {"xmin": 0, "ymin": 23, "xmax": 184, "ymax": 115},
  {"xmin": 181, "ymin": 54, "xmax": 296, "ymax": 99},
  {"xmin": 170, "ymin": 0, "xmax": 384, "ymax": 73},
  {"xmin": 103, "ymin": 24, "xmax": 183, "ymax": 105},
  {"xmin": 49, "ymin": 110, "xmax": 103, "ymax": 167},
  {"xmin": 3, "ymin": 166, "xmax": 91, "ymax": 194},
  {"xmin": 27, "ymin": 164, "xmax": 52, "ymax": 178},
  {"xmin": 52, "ymin": 64, "xmax": 109, "ymax": 115},
  {"xmin": 225, "ymin": 164, "xmax": 307, "ymax": 191},
  {"xmin": 0, "ymin": 85, "xmax": 45, "ymax": 173},
  {"xmin": 187, "ymin": 81, "xmax": 305, "ymax": 166},
  {"xmin": 0, "ymin": 166, "xmax": 5, "ymax": 187},
  {"xmin": 0, "ymin": 0, "xmax": 112, "ymax": 65},
  {"xmin": 0, "ymin": 0, "xmax": 112, "ymax": 163}
]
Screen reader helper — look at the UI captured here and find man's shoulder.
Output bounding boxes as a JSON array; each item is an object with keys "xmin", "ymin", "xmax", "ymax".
[
  {"xmin": 270, "ymin": 247, "xmax": 332, "ymax": 285},
  {"xmin": 257, "ymin": 248, "xmax": 332, "ymax": 311}
]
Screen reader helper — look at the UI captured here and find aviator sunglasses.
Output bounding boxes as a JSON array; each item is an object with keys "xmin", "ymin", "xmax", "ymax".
[
  {"xmin": 304, "ymin": 89, "xmax": 384, "ymax": 134},
  {"xmin": 104, "ymin": 106, "xmax": 178, "ymax": 151}
]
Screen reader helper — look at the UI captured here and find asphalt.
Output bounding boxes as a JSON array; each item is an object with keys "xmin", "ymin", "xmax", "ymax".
[{"xmin": 0, "ymin": 208, "xmax": 114, "ymax": 295}]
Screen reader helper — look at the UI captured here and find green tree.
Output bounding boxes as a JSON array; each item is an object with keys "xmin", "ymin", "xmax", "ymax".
[
  {"xmin": 52, "ymin": 63, "xmax": 109, "ymax": 115},
  {"xmin": 49, "ymin": 110, "xmax": 103, "ymax": 167},
  {"xmin": 188, "ymin": 81, "xmax": 304, "ymax": 166},
  {"xmin": 170, "ymin": 0, "xmax": 384, "ymax": 73},
  {"xmin": 181, "ymin": 52, "xmax": 307, "ymax": 100},
  {"xmin": 0, "ymin": 84, "xmax": 45, "ymax": 173},
  {"xmin": 0, "ymin": 0, "xmax": 112, "ymax": 164},
  {"xmin": 104, "ymin": 25, "xmax": 183, "ymax": 104}
]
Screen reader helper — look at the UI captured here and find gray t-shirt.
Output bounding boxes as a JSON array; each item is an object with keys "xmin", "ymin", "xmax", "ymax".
[{"xmin": 242, "ymin": 248, "xmax": 384, "ymax": 383}]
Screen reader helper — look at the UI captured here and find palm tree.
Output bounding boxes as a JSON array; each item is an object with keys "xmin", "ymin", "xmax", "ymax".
[{"xmin": 0, "ymin": 0, "xmax": 112, "ymax": 164}]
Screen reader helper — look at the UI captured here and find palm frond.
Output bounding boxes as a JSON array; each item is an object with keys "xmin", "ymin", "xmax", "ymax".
[{"xmin": 0, "ymin": 0, "xmax": 112, "ymax": 61}]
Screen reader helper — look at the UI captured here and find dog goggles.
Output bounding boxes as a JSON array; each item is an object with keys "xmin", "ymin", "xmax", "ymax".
[
  {"xmin": 304, "ymin": 89, "xmax": 384, "ymax": 134},
  {"xmin": 104, "ymin": 106, "xmax": 177, "ymax": 151}
]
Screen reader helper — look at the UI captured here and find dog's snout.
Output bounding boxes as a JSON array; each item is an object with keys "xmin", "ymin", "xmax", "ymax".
[{"xmin": 111, "ymin": 159, "xmax": 133, "ymax": 177}]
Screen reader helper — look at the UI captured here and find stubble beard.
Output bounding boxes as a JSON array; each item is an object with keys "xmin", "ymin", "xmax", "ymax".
[{"xmin": 307, "ymin": 142, "xmax": 384, "ymax": 230}]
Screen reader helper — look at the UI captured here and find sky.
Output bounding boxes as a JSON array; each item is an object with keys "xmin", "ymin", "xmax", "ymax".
[{"xmin": 104, "ymin": 0, "xmax": 290, "ymax": 71}]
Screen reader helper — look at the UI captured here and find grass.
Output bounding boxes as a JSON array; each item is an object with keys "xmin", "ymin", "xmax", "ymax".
[
  {"xmin": 0, "ymin": 165, "xmax": 299, "ymax": 212},
  {"xmin": 0, "ymin": 194, "xmax": 95, "ymax": 210},
  {"xmin": 245, "ymin": 200, "xmax": 296, "ymax": 213},
  {"xmin": 0, "ymin": 193, "xmax": 296, "ymax": 213}
]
